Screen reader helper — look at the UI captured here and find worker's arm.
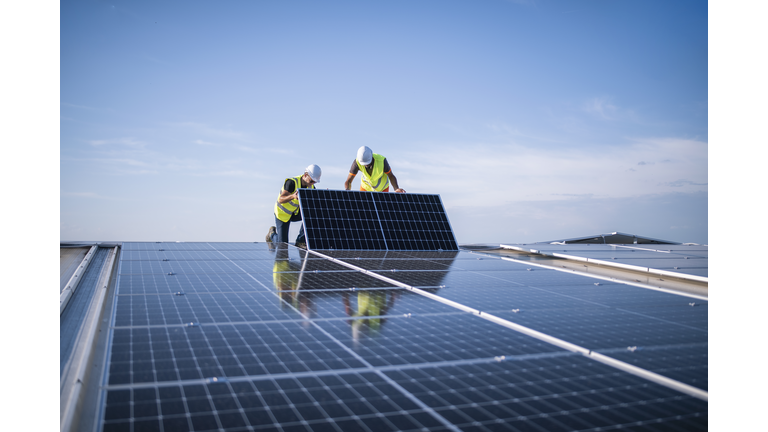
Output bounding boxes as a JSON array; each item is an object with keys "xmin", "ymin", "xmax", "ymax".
[
  {"xmin": 277, "ymin": 189, "xmax": 298, "ymax": 203},
  {"xmin": 387, "ymin": 172, "xmax": 405, "ymax": 193},
  {"xmin": 277, "ymin": 180, "xmax": 298, "ymax": 203},
  {"xmin": 344, "ymin": 173, "xmax": 356, "ymax": 190}
]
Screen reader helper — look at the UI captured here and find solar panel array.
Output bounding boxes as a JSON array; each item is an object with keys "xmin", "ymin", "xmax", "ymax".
[
  {"xmin": 93, "ymin": 241, "xmax": 707, "ymax": 431},
  {"xmin": 298, "ymin": 190, "xmax": 459, "ymax": 251}
]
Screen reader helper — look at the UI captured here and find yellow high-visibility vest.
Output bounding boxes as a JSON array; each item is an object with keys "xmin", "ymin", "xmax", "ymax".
[
  {"xmin": 356, "ymin": 153, "xmax": 390, "ymax": 192},
  {"xmin": 273, "ymin": 257, "xmax": 300, "ymax": 309},
  {"xmin": 274, "ymin": 175, "xmax": 314, "ymax": 222}
]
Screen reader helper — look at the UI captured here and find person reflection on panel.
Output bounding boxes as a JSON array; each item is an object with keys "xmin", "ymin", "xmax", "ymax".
[
  {"xmin": 342, "ymin": 290, "xmax": 400, "ymax": 342},
  {"xmin": 271, "ymin": 243, "xmax": 316, "ymax": 322}
]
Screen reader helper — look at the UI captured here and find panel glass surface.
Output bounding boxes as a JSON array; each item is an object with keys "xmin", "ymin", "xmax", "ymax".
[
  {"xmin": 315, "ymin": 314, "xmax": 563, "ymax": 367},
  {"xmin": 121, "ymin": 250, "xmax": 243, "ymax": 261},
  {"xmin": 299, "ymin": 189, "xmax": 387, "ymax": 250},
  {"xmin": 373, "ymin": 192, "xmax": 458, "ymax": 251},
  {"xmin": 383, "ymin": 358, "xmax": 707, "ymax": 431},
  {"xmin": 493, "ymin": 308, "xmax": 707, "ymax": 357},
  {"xmin": 298, "ymin": 189, "xmax": 458, "ymax": 251},
  {"xmin": 596, "ymin": 344, "xmax": 708, "ymax": 391},
  {"xmin": 95, "ymin": 242, "xmax": 707, "ymax": 431}
]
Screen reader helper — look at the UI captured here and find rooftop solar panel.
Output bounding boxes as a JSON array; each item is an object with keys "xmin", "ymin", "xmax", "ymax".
[
  {"xmin": 299, "ymin": 189, "xmax": 459, "ymax": 251},
  {"xmin": 72, "ymin": 242, "xmax": 707, "ymax": 431}
]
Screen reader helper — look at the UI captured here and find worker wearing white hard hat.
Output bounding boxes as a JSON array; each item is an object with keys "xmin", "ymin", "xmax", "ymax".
[
  {"xmin": 267, "ymin": 164, "xmax": 321, "ymax": 248},
  {"xmin": 343, "ymin": 146, "xmax": 405, "ymax": 193}
]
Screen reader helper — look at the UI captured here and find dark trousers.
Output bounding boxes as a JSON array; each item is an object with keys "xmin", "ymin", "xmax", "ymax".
[{"xmin": 272, "ymin": 214, "xmax": 306, "ymax": 244}]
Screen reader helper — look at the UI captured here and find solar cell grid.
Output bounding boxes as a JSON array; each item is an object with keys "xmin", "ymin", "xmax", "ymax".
[
  {"xmin": 120, "ymin": 250, "xmax": 236, "ymax": 261},
  {"xmin": 117, "ymin": 273, "xmax": 265, "ymax": 295},
  {"xmin": 274, "ymin": 270, "xmax": 401, "ymax": 290},
  {"xmin": 299, "ymin": 189, "xmax": 458, "ymax": 251},
  {"xmin": 301, "ymin": 189, "xmax": 387, "ymax": 251},
  {"xmin": 493, "ymin": 308, "xmax": 707, "ymax": 352},
  {"xmin": 371, "ymin": 269, "xmax": 533, "ymax": 288},
  {"xmin": 121, "ymin": 242, "xmax": 217, "ymax": 251},
  {"xmin": 535, "ymin": 282, "xmax": 708, "ymax": 309},
  {"xmin": 94, "ymin": 242, "xmax": 707, "ymax": 431},
  {"xmin": 122, "ymin": 242, "xmax": 270, "ymax": 252},
  {"xmin": 107, "ymin": 322, "xmax": 368, "ymax": 386},
  {"xmin": 119, "ymin": 259, "xmax": 251, "ymax": 275},
  {"xmin": 102, "ymin": 372, "xmax": 459, "ymax": 432},
  {"xmin": 113, "ymin": 292, "xmax": 300, "ymax": 326},
  {"xmin": 384, "ymin": 359, "xmax": 706, "ymax": 431},
  {"xmin": 339, "ymin": 258, "xmax": 456, "ymax": 271},
  {"xmin": 375, "ymin": 192, "xmax": 458, "ymax": 252},
  {"xmin": 270, "ymin": 289, "xmax": 460, "ymax": 320},
  {"xmin": 316, "ymin": 314, "xmax": 562, "ymax": 367},
  {"xmin": 627, "ymin": 304, "xmax": 709, "ymax": 330},
  {"xmin": 599, "ymin": 344, "xmax": 708, "ymax": 391}
]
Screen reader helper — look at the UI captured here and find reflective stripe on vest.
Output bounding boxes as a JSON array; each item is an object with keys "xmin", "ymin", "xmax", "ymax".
[
  {"xmin": 356, "ymin": 153, "xmax": 390, "ymax": 192},
  {"xmin": 274, "ymin": 175, "xmax": 314, "ymax": 222}
]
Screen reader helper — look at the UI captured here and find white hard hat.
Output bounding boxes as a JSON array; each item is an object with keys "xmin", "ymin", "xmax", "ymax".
[
  {"xmin": 356, "ymin": 146, "xmax": 373, "ymax": 165},
  {"xmin": 305, "ymin": 164, "xmax": 321, "ymax": 183}
]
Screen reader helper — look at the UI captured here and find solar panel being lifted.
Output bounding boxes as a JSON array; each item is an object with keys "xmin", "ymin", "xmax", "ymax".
[{"xmin": 299, "ymin": 190, "xmax": 459, "ymax": 251}]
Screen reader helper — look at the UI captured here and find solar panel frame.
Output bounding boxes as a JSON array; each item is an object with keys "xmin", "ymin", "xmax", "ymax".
[{"xmin": 298, "ymin": 189, "xmax": 459, "ymax": 251}]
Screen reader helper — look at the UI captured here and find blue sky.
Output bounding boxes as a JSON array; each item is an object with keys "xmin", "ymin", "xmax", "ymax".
[{"xmin": 59, "ymin": 0, "xmax": 708, "ymax": 244}]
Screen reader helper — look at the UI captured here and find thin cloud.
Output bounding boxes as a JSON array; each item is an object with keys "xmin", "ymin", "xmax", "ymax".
[
  {"xmin": 398, "ymin": 136, "xmax": 707, "ymax": 207},
  {"xmin": 233, "ymin": 145, "xmax": 261, "ymax": 154},
  {"xmin": 61, "ymin": 102, "xmax": 112, "ymax": 111},
  {"xmin": 583, "ymin": 97, "xmax": 618, "ymax": 120},
  {"xmin": 202, "ymin": 170, "xmax": 270, "ymax": 179},
  {"xmin": 62, "ymin": 192, "xmax": 124, "ymax": 200},
  {"xmin": 266, "ymin": 147, "xmax": 294, "ymax": 155},
  {"xmin": 485, "ymin": 123, "xmax": 570, "ymax": 145},
  {"xmin": 194, "ymin": 139, "xmax": 222, "ymax": 146},
  {"xmin": 170, "ymin": 122, "xmax": 247, "ymax": 140},
  {"xmin": 551, "ymin": 193, "xmax": 595, "ymax": 198},
  {"xmin": 87, "ymin": 137, "xmax": 147, "ymax": 148},
  {"xmin": 63, "ymin": 192, "xmax": 101, "ymax": 198},
  {"xmin": 662, "ymin": 180, "xmax": 708, "ymax": 187}
]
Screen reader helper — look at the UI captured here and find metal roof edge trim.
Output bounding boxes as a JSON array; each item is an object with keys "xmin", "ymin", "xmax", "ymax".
[
  {"xmin": 472, "ymin": 251, "xmax": 708, "ymax": 301},
  {"xmin": 501, "ymin": 244, "xmax": 708, "ymax": 284},
  {"xmin": 540, "ymin": 232, "xmax": 682, "ymax": 245},
  {"xmin": 60, "ymin": 246, "xmax": 119, "ymax": 432},
  {"xmin": 60, "ymin": 245, "xmax": 98, "ymax": 315}
]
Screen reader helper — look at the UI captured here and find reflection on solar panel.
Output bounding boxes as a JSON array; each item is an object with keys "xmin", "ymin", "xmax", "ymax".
[
  {"xmin": 67, "ymin": 241, "xmax": 708, "ymax": 432},
  {"xmin": 299, "ymin": 189, "xmax": 459, "ymax": 251}
]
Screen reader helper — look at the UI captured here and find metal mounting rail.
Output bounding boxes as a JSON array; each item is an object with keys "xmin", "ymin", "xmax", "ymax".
[
  {"xmin": 60, "ymin": 246, "xmax": 119, "ymax": 432},
  {"xmin": 60, "ymin": 245, "xmax": 98, "ymax": 315},
  {"xmin": 500, "ymin": 244, "xmax": 709, "ymax": 284}
]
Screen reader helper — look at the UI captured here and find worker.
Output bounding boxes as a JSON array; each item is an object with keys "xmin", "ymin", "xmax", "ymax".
[
  {"xmin": 266, "ymin": 164, "xmax": 321, "ymax": 248},
  {"xmin": 343, "ymin": 146, "xmax": 405, "ymax": 193}
]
